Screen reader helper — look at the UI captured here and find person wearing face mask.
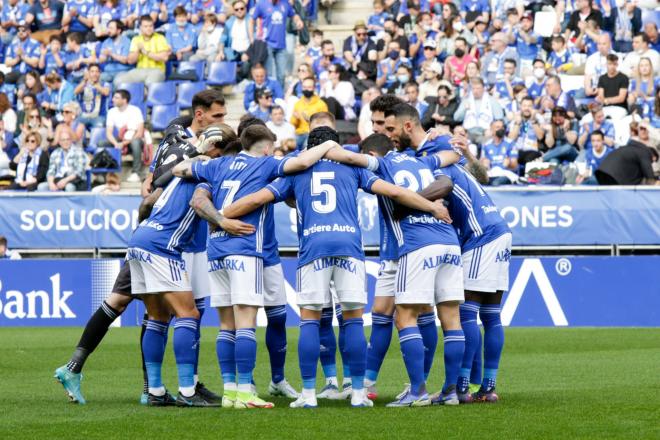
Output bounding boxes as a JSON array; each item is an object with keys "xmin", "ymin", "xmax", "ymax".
[
  {"xmin": 620, "ymin": 33, "xmax": 660, "ymax": 77},
  {"xmin": 527, "ymin": 59, "xmax": 548, "ymax": 103},
  {"xmin": 166, "ymin": 7, "xmax": 196, "ymax": 62},
  {"xmin": 190, "ymin": 14, "xmax": 224, "ymax": 65},
  {"xmin": 376, "ymin": 18, "xmax": 409, "ymax": 59},
  {"xmin": 438, "ymin": 16, "xmax": 476, "ymax": 58},
  {"xmin": 444, "ymin": 36, "xmax": 476, "ymax": 86},
  {"xmin": 386, "ymin": 64, "xmax": 413, "ymax": 96},
  {"xmin": 376, "ymin": 40, "xmax": 409, "ymax": 89},
  {"xmin": 291, "ymin": 76, "xmax": 328, "ymax": 150}
]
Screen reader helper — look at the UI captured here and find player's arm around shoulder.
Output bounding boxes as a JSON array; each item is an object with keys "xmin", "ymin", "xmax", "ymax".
[
  {"xmin": 323, "ymin": 146, "xmax": 374, "ymax": 169},
  {"xmin": 223, "ymin": 188, "xmax": 277, "ymax": 220},
  {"xmin": 282, "ymin": 140, "xmax": 341, "ymax": 174},
  {"xmin": 190, "ymin": 185, "xmax": 256, "ymax": 236},
  {"xmin": 172, "ymin": 155, "xmax": 211, "ymax": 179},
  {"xmin": 371, "ymin": 179, "xmax": 451, "ymax": 222},
  {"xmin": 138, "ymin": 187, "xmax": 164, "ymax": 222}
]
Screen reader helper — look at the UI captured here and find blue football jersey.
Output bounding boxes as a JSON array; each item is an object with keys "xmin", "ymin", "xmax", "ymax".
[
  {"xmin": 267, "ymin": 160, "xmax": 379, "ymax": 267},
  {"xmin": 414, "ymin": 135, "xmax": 467, "ymax": 166},
  {"xmin": 129, "ymin": 178, "xmax": 210, "ymax": 260},
  {"xmin": 434, "ymin": 164, "xmax": 510, "ymax": 252},
  {"xmin": 374, "ymin": 152, "xmax": 459, "ymax": 256},
  {"xmin": 190, "ymin": 152, "xmax": 289, "ymax": 260}
]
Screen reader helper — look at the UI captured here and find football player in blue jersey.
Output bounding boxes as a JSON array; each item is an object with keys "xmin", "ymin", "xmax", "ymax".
[
  {"xmin": 322, "ymin": 133, "xmax": 466, "ymax": 407},
  {"xmin": 172, "ymin": 125, "xmax": 342, "ymax": 409},
  {"xmin": 220, "ymin": 126, "xmax": 450, "ymax": 408},
  {"xmin": 126, "ymin": 137, "xmax": 255, "ymax": 407}
]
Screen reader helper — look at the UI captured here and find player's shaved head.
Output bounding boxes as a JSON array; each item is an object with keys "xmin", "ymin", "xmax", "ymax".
[
  {"xmin": 240, "ymin": 124, "xmax": 276, "ymax": 152},
  {"xmin": 359, "ymin": 133, "xmax": 394, "ymax": 157},
  {"xmin": 309, "ymin": 111, "xmax": 336, "ymax": 130}
]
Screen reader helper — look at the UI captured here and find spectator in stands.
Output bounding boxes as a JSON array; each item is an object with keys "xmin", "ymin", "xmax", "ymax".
[
  {"xmin": 578, "ymin": 103, "xmax": 616, "ymax": 150},
  {"xmin": 320, "ymin": 64, "xmax": 356, "ymax": 121},
  {"xmin": 7, "ymin": 131, "xmax": 49, "ymax": 191},
  {"xmin": 313, "ymin": 40, "xmax": 343, "ymax": 86},
  {"xmin": 542, "ymin": 107, "xmax": 579, "ymax": 164},
  {"xmin": 528, "ymin": 59, "xmax": 548, "ymax": 103},
  {"xmin": 576, "ymin": 130, "xmax": 613, "ymax": 184},
  {"xmin": 472, "ymin": 15, "xmax": 490, "ymax": 55},
  {"xmin": 0, "ymin": 93, "xmax": 18, "ymax": 134},
  {"xmin": 510, "ymin": 96, "xmax": 544, "ymax": 159},
  {"xmin": 0, "ymin": 119, "xmax": 13, "ymax": 180},
  {"xmin": 304, "ymin": 29, "xmax": 324, "ymax": 66},
  {"xmin": 291, "ymin": 76, "xmax": 328, "ymax": 149},
  {"xmin": 94, "ymin": 0, "xmax": 127, "ymax": 39},
  {"xmin": 221, "ymin": 0, "xmax": 251, "ymax": 78},
  {"xmin": 15, "ymin": 93, "xmax": 40, "ymax": 138},
  {"xmin": 492, "ymin": 58, "xmax": 523, "ymax": 106},
  {"xmin": 455, "ymin": 77, "xmax": 504, "ymax": 145},
  {"xmin": 62, "ymin": 0, "xmax": 96, "ymax": 37},
  {"xmin": 18, "ymin": 107, "xmax": 52, "ymax": 149},
  {"xmin": 98, "ymin": 20, "xmax": 132, "ymax": 84},
  {"xmin": 249, "ymin": 87, "xmax": 274, "ymax": 122},
  {"xmin": 113, "ymin": 15, "xmax": 171, "ymax": 88},
  {"xmin": 596, "ymin": 122, "xmax": 659, "ymax": 185},
  {"xmin": 621, "ymin": 33, "xmax": 660, "ymax": 76},
  {"xmin": 404, "ymin": 81, "xmax": 428, "ymax": 118},
  {"xmin": 0, "ymin": 236, "xmax": 21, "ymax": 259},
  {"xmin": 575, "ymin": 16, "xmax": 604, "ymax": 57},
  {"xmin": 645, "ymin": 23, "xmax": 660, "ymax": 52},
  {"xmin": 38, "ymin": 127, "xmax": 87, "ymax": 192},
  {"xmin": 243, "ymin": 64, "xmax": 284, "ymax": 112},
  {"xmin": 652, "ymin": 88, "xmax": 660, "ymax": 128},
  {"xmin": 511, "ymin": 11, "xmax": 539, "ymax": 74},
  {"xmin": 18, "ymin": 72, "xmax": 45, "ymax": 110},
  {"xmin": 4, "ymin": 22, "xmax": 41, "ymax": 84},
  {"xmin": 584, "ymin": 33, "xmax": 613, "ymax": 99},
  {"xmin": 460, "ymin": 0, "xmax": 490, "ymax": 29},
  {"xmin": 386, "ymin": 64, "xmax": 413, "ymax": 96},
  {"xmin": 458, "ymin": 60, "xmax": 481, "ymax": 98},
  {"xmin": 1, "ymin": 0, "xmax": 30, "ymax": 45},
  {"xmin": 407, "ymin": 14, "xmax": 437, "ymax": 71},
  {"xmin": 480, "ymin": 32, "xmax": 518, "ymax": 87},
  {"xmin": 418, "ymin": 61, "xmax": 442, "ymax": 100},
  {"xmin": 100, "ymin": 89, "xmax": 145, "ymax": 183},
  {"xmin": 358, "ymin": 86, "xmax": 380, "ymax": 139},
  {"xmin": 75, "ymin": 64, "xmax": 111, "ymax": 130},
  {"xmin": 547, "ymin": 35, "xmax": 573, "ymax": 73},
  {"xmin": 41, "ymin": 72, "xmax": 75, "ymax": 120},
  {"xmin": 628, "ymin": 58, "xmax": 658, "ymax": 115},
  {"xmin": 565, "ymin": 0, "xmax": 603, "ymax": 43},
  {"xmin": 63, "ymin": 32, "xmax": 97, "ymax": 85},
  {"xmin": 438, "ymin": 15, "xmax": 476, "ymax": 57},
  {"xmin": 38, "ymin": 35, "xmax": 65, "ymax": 78},
  {"xmin": 166, "ymin": 7, "xmax": 196, "ymax": 63},
  {"xmin": 377, "ymin": 18, "xmax": 409, "ymax": 58},
  {"xmin": 190, "ymin": 13, "xmax": 224, "ymax": 65},
  {"xmin": 480, "ymin": 119, "xmax": 518, "ymax": 185},
  {"xmin": 443, "ymin": 36, "xmax": 475, "ymax": 86},
  {"xmin": 609, "ymin": 0, "xmax": 642, "ymax": 53},
  {"xmin": 266, "ymin": 105, "xmax": 296, "ymax": 147},
  {"xmin": 250, "ymin": 0, "xmax": 304, "ymax": 88},
  {"xmin": 544, "ymin": 75, "xmax": 576, "ymax": 118},
  {"xmin": 191, "ymin": 0, "xmax": 227, "ymax": 26},
  {"xmin": 377, "ymin": 40, "xmax": 409, "ymax": 89},
  {"xmin": 126, "ymin": 0, "xmax": 159, "ymax": 30},
  {"xmin": 596, "ymin": 53, "xmax": 629, "ymax": 119},
  {"xmin": 285, "ymin": 63, "xmax": 312, "ymax": 100},
  {"xmin": 26, "ymin": 0, "xmax": 64, "ymax": 45},
  {"xmin": 343, "ymin": 20, "xmax": 377, "ymax": 74},
  {"xmin": 421, "ymin": 83, "xmax": 458, "ymax": 131},
  {"xmin": 367, "ymin": 0, "xmax": 389, "ymax": 35},
  {"xmin": 53, "ymin": 101, "xmax": 84, "ymax": 148}
]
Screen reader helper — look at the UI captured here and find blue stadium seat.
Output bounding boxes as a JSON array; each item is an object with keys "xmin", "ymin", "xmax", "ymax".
[
  {"xmin": 86, "ymin": 147, "xmax": 122, "ymax": 190},
  {"xmin": 115, "ymin": 82, "xmax": 145, "ymax": 106},
  {"xmin": 88, "ymin": 127, "xmax": 107, "ymax": 152},
  {"xmin": 177, "ymin": 81, "xmax": 207, "ymax": 108},
  {"xmin": 178, "ymin": 61, "xmax": 206, "ymax": 81},
  {"xmin": 146, "ymin": 81, "xmax": 177, "ymax": 107},
  {"xmin": 207, "ymin": 62, "xmax": 237, "ymax": 86},
  {"xmin": 151, "ymin": 104, "xmax": 180, "ymax": 131}
]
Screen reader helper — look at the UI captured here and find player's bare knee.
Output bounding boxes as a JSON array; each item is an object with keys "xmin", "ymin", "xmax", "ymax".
[
  {"xmin": 394, "ymin": 304, "xmax": 419, "ymax": 330},
  {"xmin": 300, "ymin": 307, "xmax": 322, "ymax": 321},
  {"xmin": 105, "ymin": 292, "xmax": 132, "ymax": 313},
  {"xmin": 340, "ymin": 303, "xmax": 364, "ymax": 320},
  {"xmin": 372, "ymin": 296, "xmax": 395, "ymax": 315},
  {"xmin": 437, "ymin": 301, "xmax": 462, "ymax": 330},
  {"xmin": 217, "ymin": 306, "xmax": 235, "ymax": 330}
]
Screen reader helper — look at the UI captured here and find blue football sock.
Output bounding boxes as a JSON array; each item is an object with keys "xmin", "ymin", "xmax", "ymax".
[
  {"xmin": 235, "ymin": 328, "xmax": 257, "ymax": 387},
  {"xmin": 398, "ymin": 326, "xmax": 426, "ymax": 396},
  {"xmin": 417, "ymin": 312, "xmax": 438, "ymax": 381},
  {"xmin": 173, "ymin": 318, "xmax": 199, "ymax": 391},
  {"xmin": 442, "ymin": 329, "xmax": 465, "ymax": 393},
  {"xmin": 336, "ymin": 306, "xmax": 351, "ymax": 379},
  {"xmin": 299, "ymin": 319, "xmax": 320, "ymax": 390},
  {"xmin": 343, "ymin": 317, "xmax": 366, "ymax": 390},
  {"xmin": 480, "ymin": 304, "xmax": 504, "ymax": 390},
  {"xmin": 143, "ymin": 320, "xmax": 169, "ymax": 392},
  {"xmin": 265, "ymin": 306, "xmax": 287, "ymax": 384},
  {"xmin": 319, "ymin": 307, "xmax": 337, "ymax": 378},
  {"xmin": 471, "ymin": 328, "xmax": 483, "ymax": 385},
  {"xmin": 193, "ymin": 298, "xmax": 206, "ymax": 377},
  {"xmin": 365, "ymin": 313, "xmax": 393, "ymax": 382},
  {"xmin": 216, "ymin": 329, "xmax": 236, "ymax": 384},
  {"xmin": 458, "ymin": 301, "xmax": 480, "ymax": 393}
]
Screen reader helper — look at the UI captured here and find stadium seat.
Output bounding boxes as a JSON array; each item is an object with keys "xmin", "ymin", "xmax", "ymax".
[
  {"xmin": 151, "ymin": 104, "xmax": 180, "ymax": 131},
  {"xmin": 86, "ymin": 147, "xmax": 122, "ymax": 190},
  {"xmin": 177, "ymin": 81, "xmax": 207, "ymax": 108},
  {"xmin": 115, "ymin": 82, "xmax": 145, "ymax": 106},
  {"xmin": 146, "ymin": 81, "xmax": 177, "ymax": 107},
  {"xmin": 207, "ymin": 62, "xmax": 237, "ymax": 86},
  {"xmin": 178, "ymin": 61, "xmax": 206, "ymax": 81},
  {"xmin": 88, "ymin": 127, "xmax": 108, "ymax": 152}
]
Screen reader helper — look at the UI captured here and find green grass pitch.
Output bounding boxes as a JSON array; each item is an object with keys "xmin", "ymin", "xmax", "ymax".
[{"xmin": 1, "ymin": 327, "xmax": 658, "ymax": 439}]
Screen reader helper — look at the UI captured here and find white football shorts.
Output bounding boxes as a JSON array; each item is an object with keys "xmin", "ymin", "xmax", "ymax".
[
  {"xmin": 296, "ymin": 256, "xmax": 366, "ymax": 311},
  {"xmin": 463, "ymin": 233, "xmax": 512, "ymax": 293},
  {"xmin": 182, "ymin": 251, "xmax": 210, "ymax": 300},
  {"xmin": 127, "ymin": 247, "xmax": 191, "ymax": 294},
  {"xmin": 374, "ymin": 259, "xmax": 399, "ymax": 298},
  {"xmin": 208, "ymin": 255, "xmax": 264, "ymax": 307}
]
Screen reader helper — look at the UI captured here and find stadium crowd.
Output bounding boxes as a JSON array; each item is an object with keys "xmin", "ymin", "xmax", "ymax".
[{"xmin": 0, "ymin": 0, "xmax": 658, "ymax": 189}]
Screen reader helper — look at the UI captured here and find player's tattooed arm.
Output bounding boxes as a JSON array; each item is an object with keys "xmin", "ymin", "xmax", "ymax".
[
  {"xmin": 190, "ymin": 187, "xmax": 256, "ymax": 235},
  {"xmin": 371, "ymin": 179, "xmax": 452, "ymax": 223},
  {"xmin": 223, "ymin": 188, "xmax": 276, "ymax": 219},
  {"xmin": 138, "ymin": 187, "xmax": 163, "ymax": 222},
  {"xmin": 282, "ymin": 140, "xmax": 341, "ymax": 173},
  {"xmin": 450, "ymin": 135, "xmax": 488, "ymax": 184},
  {"xmin": 172, "ymin": 155, "xmax": 210, "ymax": 179}
]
